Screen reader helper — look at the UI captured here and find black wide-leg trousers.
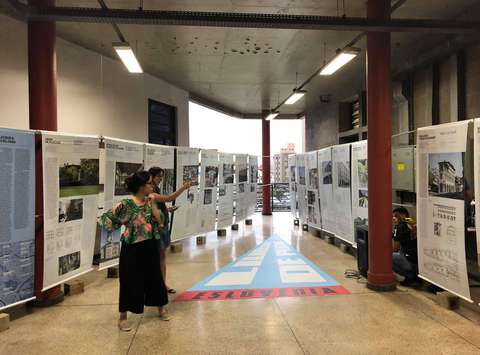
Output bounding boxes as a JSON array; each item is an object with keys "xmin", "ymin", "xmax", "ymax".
[{"xmin": 119, "ymin": 238, "xmax": 168, "ymax": 314}]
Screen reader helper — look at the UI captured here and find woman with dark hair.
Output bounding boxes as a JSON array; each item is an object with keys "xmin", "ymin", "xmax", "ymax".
[
  {"xmin": 148, "ymin": 166, "xmax": 193, "ymax": 294},
  {"xmin": 100, "ymin": 171, "xmax": 169, "ymax": 331}
]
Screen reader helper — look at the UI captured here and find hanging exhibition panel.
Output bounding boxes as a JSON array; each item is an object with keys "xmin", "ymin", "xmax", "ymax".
[
  {"xmin": 198, "ymin": 149, "xmax": 219, "ymax": 234},
  {"xmin": 42, "ymin": 132, "xmax": 103, "ymax": 289},
  {"xmin": 217, "ymin": 152, "xmax": 235, "ymax": 229},
  {"xmin": 234, "ymin": 154, "xmax": 249, "ymax": 222},
  {"xmin": 98, "ymin": 137, "xmax": 143, "ymax": 269},
  {"xmin": 143, "ymin": 143, "xmax": 175, "ymax": 196},
  {"xmin": 351, "ymin": 141, "xmax": 368, "ymax": 229},
  {"xmin": 417, "ymin": 121, "xmax": 471, "ymax": 301},
  {"xmin": 475, "ymin": 119, "xmax": 480, "ymax": 250},
  {"xmin": 318, "ymin": 147, "xmax": 335, "ymax": 234},
  {"xmin": 332, "ymin": 144, "xmax": 354, "ymax": 244},
  {"xmin": 247, "ymin": 155, "xmax": 258, "ymax": 216},
  {"xmin": 171, "ymin": 147, "xmax": 200, "ymax": 240},
  {"xmin": 296, "ymin": 154, "xmax": 308, "ymax": 224},
  {"xmin": 0, "ymin": 129, "xmax": 35, "ymax": 310},
  {"xmin": 306, "ymin": 151, "xmax": 321, "ymax": 229},
  {"xmin": 288, "ymin": 154, "xmax": 298, "ymax": 218}
]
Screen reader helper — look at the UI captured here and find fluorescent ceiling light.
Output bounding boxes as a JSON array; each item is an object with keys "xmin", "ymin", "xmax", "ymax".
[
  {"xmin": 113, "ymin": 42, "xmax": 143, "ymax": 73},
  {"xmin": 265, "ymin": 111, "xmax": 279, "ymax": 121},
  {"xmin": 285, "ymin": 90, "xmax": 306, "ymax": 105},
  {"xmin": 319, "ymin": 48, "xmax": 360, "ymax": 76}
]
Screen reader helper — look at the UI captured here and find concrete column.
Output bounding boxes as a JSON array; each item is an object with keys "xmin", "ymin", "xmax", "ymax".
[
  {"xmin": 262, "ymin": 113, "xmax": 272, "ymax": 215},
  {"xmin": 366, "ymin": 0, "xmax": 396, "ymax": 291}
]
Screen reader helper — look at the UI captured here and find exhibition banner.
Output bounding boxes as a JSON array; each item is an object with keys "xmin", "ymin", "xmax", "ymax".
[
  {"xmin": 143, "ymin": 143, "xmax": 175, "ymax": 196},
  {"xmin": 306, "ymin": 151, "xmax": 321, "ymax": 229},
  {"xmin": 0, "ymin": 129, "xmax": 35, "ymax": 310},
  {"xmin": 332, "ymin": 144, "xmax": 354, "ymax": 244},
  {"xmin": 42, "ymin": 132, "xmax": 102, "ymax": 289},
  {"xmin": 235, "ymin": 154, "xmax": 249, "ymax": 222},
  {"xmin": 417, "ymin": 121, "xmax": 471, "ymax": 301},
  {"xmin": 171, "ymin": 147, "xmax": 200, "ymax": 240},
  {"xmin": 198, "ymin": 149, "xmax": 219, "ymax": 234},
  {"xmin": 97, "ymin": 137, "xmax": 143, "ymax": 270},
  {"xmin": 351, "ymin": 141, "xmax": 368, "ymax": 229},
  {"xmin": 247, "ymin": 155, "xmax": 258, "ymax": 216},
  {"xmin": 318, "ymin": 147, "xmax": 335, "ymax": 234},
  {"xmin": 296, "ymin": 154, "xmax": 308, "ymax": 224},
  {"xmin": 288, "ymin": 154, "xmax": 298, "ymax": 218},
  {"xmin": 217, "ymin": 152, "xmax": 235, "ymax": 229}
]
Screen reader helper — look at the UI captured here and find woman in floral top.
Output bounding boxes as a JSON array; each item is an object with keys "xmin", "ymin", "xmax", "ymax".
[{"xmin": 100, "ymin": 171, "xmax": 169, "ymax": 331}]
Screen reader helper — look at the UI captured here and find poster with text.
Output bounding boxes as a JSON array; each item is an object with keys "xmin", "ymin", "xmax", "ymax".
[
  {"xmin": 296, "ymin": 154, "xmax": 308, "ymax": 224},
  {"xmin": 144, "ymin": 143, "xmax": 175, "ymax": 197},
  {"xmin": 217, "ymin": 153, "xmax": 235, "ymax": 228},
  {"xmin": 306, "ymin": 151, "xmax": 321, "ymax": 229},
  {"xmin": 42, "ymin": 132, "xmax": 103, "ymax": 289},
  {"xmin": 0, "ymin": 129, "xmax": 35, "ymax": 310},
  {"xmin": 351, "ymin": 141, "xmax": 368, "ymax": 230},
  {"xmin": 318, "ymin": 147, "xmax": 335, "ymax": 234},
  {"xmin": 475, "ymin": 119, "xmax": 480, "ymax": 258},
  {"xmin": 332, "ymin": 144, "xmax": 354, "ymax": 244},
  {"xmin": 97, "ymin": 137, "xmax": 143, "ymax": 269},
  {"xmin": 288, "ymin": 154, "xmax": 298, "ymax": 218},
  {"xmin": 171, "ymin": 147, "xmax": 200, "ymax": 240},
  {"xmin": 199, "ymin": 149, "xmax": 219, "ymax": 233},
  {"xmin": 417, "ymin": 121, "xmax": 471, "ymax": 301},
  {"xmin": 235, "ymin": 154, "xmax": 249, "ymax": 222},
  {"xmin": 247, "ymin": 155, "xmax": 258, "ymax": 217}
]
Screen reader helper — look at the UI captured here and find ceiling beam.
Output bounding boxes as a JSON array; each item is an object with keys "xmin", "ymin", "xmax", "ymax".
[{"xmin": 20, "ymin": 5, "xmax": 480, "ymax": 34}]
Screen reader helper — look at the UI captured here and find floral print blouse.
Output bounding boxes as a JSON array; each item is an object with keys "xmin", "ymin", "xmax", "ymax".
[{"xmin": 100, "ymin": 198, "xmax": 164, "ymax": 244}]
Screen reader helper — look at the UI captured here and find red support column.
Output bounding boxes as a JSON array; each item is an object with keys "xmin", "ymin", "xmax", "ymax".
[
  {"xmin": 366, "ymin": 0, "xmax": 396, "ymax": 291},
  {"xmin": 262, "ymin": 113, "xmax": 272, "ymax": 215},
  {"xmin": 29, "ymin": 0, "xmax": 64, "ymax": 304}
]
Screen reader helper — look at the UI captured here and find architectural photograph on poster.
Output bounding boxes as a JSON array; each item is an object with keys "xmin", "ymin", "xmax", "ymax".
[
  {"xmin": 161, "ymin": 168, "xmax": 175, "ymax": 195},
  {"xmin": 59, "ymin": 158, "xmax": 102, "ymax": 197},
  {"xmin": 428, "ymin": 153, "xmax": 464, "ymax": 200},
  {"xmin": 359, "ymin": 190, "xmax": 368, "ymax": 208},
  {"xmin": 239, "ymin": 183, "xmax": 245, "ymax": 193},
  {"xmin": 336, "ymin": 161, "xmax": 351, "ymax": 188},
  {"xmin": 204, "ymin": 189, "xmax": 213, "ymax": 205},
  {"xmin": 223, "ymin": 163, "xmax": 234, "ymax": 183},
  {"xmin": 183, "ymin": 165, "xmax": 199, "ymax": 184},
  {"xmin": 290, "ymin": 166, "xmax": 296, "ymax": 182},
  {"xmin": 322, "ymin": 161, "xmax": 332, "ymax": 184},
  {"xmin": 298, "ymin": 166, "xmax": 306, "ymax": 185},
  {"xmin": 205, "ymin": 166, "xmax": 218, "ymax": 187},
  {"xmin": 58, "ymin": 251, "xmax": 81, "ymax": 276},
  {"xmin": 58, "ymin": 198, "xmax": 83, "ymax": 223},
  {"xmin": 357, "ymin": 159, "xmax": 368, "ymax": 188},
  {"xmin": 308, "ymin": 168, "xmax": 319, "ymax": 190},
  {"xmin": 238, "ymin": 164, "xmax": 248, "ymax": 183},
  {"xmin": 114, "ymin": 162, "xmax": 143, "ymax": 195},
  {"xmin": 219, "ymin": 185, "xmax": 226, "ymax": 196},
  {"xmin": 99, "ymin": 229, "xmax": 121, "ymax": 262}
]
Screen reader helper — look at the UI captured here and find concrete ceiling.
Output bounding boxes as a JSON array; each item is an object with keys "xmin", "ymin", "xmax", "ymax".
[{"xmin": 17, "ymin": 1, "xmax": 480, "ymax": 116}]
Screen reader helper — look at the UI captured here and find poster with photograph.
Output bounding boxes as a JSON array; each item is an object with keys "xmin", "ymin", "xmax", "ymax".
[
  {"xmin": 198, "ymin": 149, "xmax": 219, "ymax": 234},
  {"xmin": 247, "ymin": 155, "xmax": 258, "ymax": 217},
  {"xmin": 318, "ymin": 148, "xmax": 335, "ymax": 234},
  {"xmin": 217, "ymin": 152, "xmax": 235, "ymax": 228},
  {"xmin": 296, "ymin": 154, "xmax": 308, "ymax": 224},
  {"xmin": 306, "ymin": 151, "xmax": 321, "ymax": 229},
  {"xmin": 475, "ymin": 119, "xmax": 480, "ymax": 259},
  {"xmin": 171, "ymin": 147, "xmax": 200, "ymax": 240},
  {"xmin": 97, "ymin": 137, "xmax": 143, "ymax": 269},
  {"xmin": 417, "ymin": 121, "xmax": 471, "ymax": 301},
  {"xmin": 234, "ymin": 154, "xmax": 249, "ymax": 223},
  {"xmin": 351, "ymin": 141, "xmax": 368, "ymax": 230},
  {"xmin": 332, "ymin": 144, "xmax": 354, "ymax": 244},
  {"xmin": 0, "ymin": 129, "xmax": 35, "ymax": 310},
  {"xmin": 42, "ymin": 132, "xmax": 103, "ymax": 289},
  {"xmin": 288, "ymin": 154, "xmax": 298, "ymax": 218},
  {"xmin": 143, "ymin": 144, "xmax": 175, "ymax": 196}
]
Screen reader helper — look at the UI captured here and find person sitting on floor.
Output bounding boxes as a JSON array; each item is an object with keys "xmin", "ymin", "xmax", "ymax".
[{"xmin": 392, "ymin": 207, "xmax": 418, "ymax": 285}]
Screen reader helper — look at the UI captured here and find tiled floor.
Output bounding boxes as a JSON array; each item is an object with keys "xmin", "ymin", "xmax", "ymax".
[{"xmin": 2, "ymin": 213, "xmax": 480, "ymax": 354}]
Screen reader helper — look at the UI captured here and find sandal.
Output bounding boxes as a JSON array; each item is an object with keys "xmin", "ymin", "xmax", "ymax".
[
  {"xmin": 118, "ymin": 320, "xmax": 132, "ymax": 332},
  {"xmin": 168, "ymin": 288, "xmax": 177, "ymax": 294},
  {"xmin": 159, "ymin": 309, "xmax": 171, "ymax": 321}
]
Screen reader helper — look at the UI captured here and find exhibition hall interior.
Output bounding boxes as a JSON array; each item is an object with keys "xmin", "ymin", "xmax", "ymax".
[{"xmin": 3, "ymin": 0, "xmax": 480, "ymax": 354}]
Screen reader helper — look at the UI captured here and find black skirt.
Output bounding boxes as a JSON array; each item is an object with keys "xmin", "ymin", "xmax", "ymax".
[{"xmin": 119, "ymin": 238, "xmax": 169, "ymax": 314}]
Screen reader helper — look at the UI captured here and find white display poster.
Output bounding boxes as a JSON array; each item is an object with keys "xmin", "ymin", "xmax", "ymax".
[
  {"xmin": 171, "ymin": 147, "xmax": 200, "ymax": 241},
  {"xmin": 42, "ymin": 132, "xmax": 102, "ymax": 289},
  {"xmin": 198, "ymin": 149, "xmax": 219, "ymax": 234},
  {"xmin": 234, "ymin": 154, "xmax": 249, "ymax": 222},
  {"xmin": 351, "ymin": 141, "xmax": 368, "ymax": 228},
  {"xmin": 318, "ymin": 147, "xmax": 335, "ymax": 233},
  {"xmin": 417, "ymin": 121, "xmax": 471, "ymax": 301},
  {"xmin": 247, "ymin": 155, "xmax": 258, "ymax": 217},
  {"xmin": 332, "ymin": 144, "xmax": 354, "ymax": 244},
  {"xmin": 0, "ymin": 129, "xmax": 35, "ymax": 310},
  {"xmin": 475, "ymin": 119, "xmax": 480, "ymax": 256},
  {"xmin": 98, "ymin": 137, "xmax": 143, "ymax": 269},
  {"xmin": 306, "ymin": 151, "xmax": 321, "ymax": 229},
  {"xmin": 217, "ymin": 152, "xmax": 235, "ymax": 229},
  {"xmin": 143, "ymin": 143, "xmax": 175, "ymax": 196},
  {"xmin": 288, "ymin": 154, "xmax": 298, "ymax": 218},
  {"xmin": 296, "ymin": 154, "xmax": 308, "ymax": 224}
]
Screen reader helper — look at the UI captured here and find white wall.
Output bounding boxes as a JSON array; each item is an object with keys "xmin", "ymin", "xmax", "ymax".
[{"xmin": 0, "ymin": 15, "xmax": 189, "ymax": 146}]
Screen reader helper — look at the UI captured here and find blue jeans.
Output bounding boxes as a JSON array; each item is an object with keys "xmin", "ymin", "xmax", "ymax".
[{"xmin": 393, "ymin": 252, "xmax": 418, "ymax": 280}]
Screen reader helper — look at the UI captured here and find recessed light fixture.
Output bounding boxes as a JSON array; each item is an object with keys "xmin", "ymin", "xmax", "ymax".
[
  {"xmin": 319, "ymin": 48, "xmax": 360, "ymax": 76},
  {"xmin": 285, "ymin": 90, "xmax": 307, "ymax": 105},
  {"xmin": 113, "ymin": 42, "xmax": 143, "ymax": 73},
  {"xmin": 265, "ymin": 111, "xmax": 279, "ymax": 121}
]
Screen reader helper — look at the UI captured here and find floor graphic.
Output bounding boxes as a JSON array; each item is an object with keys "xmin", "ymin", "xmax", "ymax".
[{"xmin": 176, "ymin": 235, "xmax": 349, "ymax": 301}]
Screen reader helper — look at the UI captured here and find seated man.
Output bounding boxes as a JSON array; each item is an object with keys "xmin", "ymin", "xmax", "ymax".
[{"xmin": 392, "ymin": 207, "xmax": 418, "ymax": 285}]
